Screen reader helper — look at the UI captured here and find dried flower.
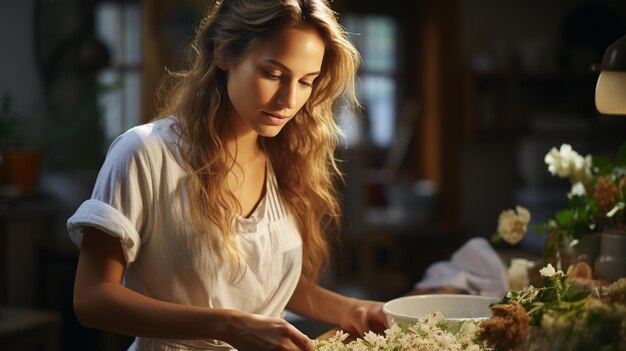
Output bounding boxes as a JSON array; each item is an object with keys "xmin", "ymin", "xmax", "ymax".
[
  {"xmin": 495, "ymin": 206, "xmax": 531, "ymax": 245},
  {"xmin": 606, "ymin": 277, "xmax": 626, "ymax": 305},
  {"xmin": 566, "ymin": 260, "xmax": 592, "ymax": 280},
  {"xmin": 594, "ymin": 175, "xmax": 619, "ymax": 213},
  {"xmin": 477, "ymin": 301, "xmax": 529, "ymax": 351}
]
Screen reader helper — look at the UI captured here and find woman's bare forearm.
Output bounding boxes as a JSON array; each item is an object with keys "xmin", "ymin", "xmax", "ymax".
[
  {"xmin": 73, "ymin": 227, "xmax": 242, "ymax": 343},
  {"xmin": 74, "ymin": 280, "xmax": 242, "ymax": 340},
  {"xmin": 286, "ymin": 276, "xmax": 388, "ymax": 336},
  {"xmin": 285, "ymin": 276, "xmax": 356, "ymax": 325}
]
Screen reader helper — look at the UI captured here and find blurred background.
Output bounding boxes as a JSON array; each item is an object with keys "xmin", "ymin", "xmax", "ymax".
[{"xmin": 0, "ymin": 0, "xmax": 625, "ymax": 349}]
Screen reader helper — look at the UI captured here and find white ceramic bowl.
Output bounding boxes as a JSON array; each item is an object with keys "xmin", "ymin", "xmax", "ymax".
[{"xmin": 383, "ymin": 294, "xmax": 499, "ymax": 332}]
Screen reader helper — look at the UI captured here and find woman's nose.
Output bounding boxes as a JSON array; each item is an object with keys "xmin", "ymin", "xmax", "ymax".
[{"xmin": 276, "ymin": 81, "xmax": 297, "ymax": 109}]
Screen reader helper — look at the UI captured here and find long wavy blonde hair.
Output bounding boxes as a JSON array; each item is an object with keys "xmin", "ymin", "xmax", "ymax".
[{"xmin": 156, "ymin": 0, "xmax": 360, "ymax": 282}]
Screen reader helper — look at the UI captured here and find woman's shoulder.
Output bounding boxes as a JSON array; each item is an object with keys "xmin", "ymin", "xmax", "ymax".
[
  {"xmin": 108, "ymin": 116, "xmax": 180, "ymax": 160},
  {"xmin": 122, "ymin": 116, "xmax": 177, "ymax": 142}
]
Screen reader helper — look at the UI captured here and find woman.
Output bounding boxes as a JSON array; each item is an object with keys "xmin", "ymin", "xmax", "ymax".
[{"xmin": 68, "ymin": 0, "xmax": 387, "ymax": 350}]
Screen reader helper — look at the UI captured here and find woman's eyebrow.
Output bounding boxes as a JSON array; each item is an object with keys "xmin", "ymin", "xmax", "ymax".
[{"xmin": 263, "ymin": 59, "xmax": 320, "ymax": 77}]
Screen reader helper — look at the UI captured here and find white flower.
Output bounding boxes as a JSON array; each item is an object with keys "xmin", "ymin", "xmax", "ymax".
[
  {"xmin": 539, "ymin": 263, "xmax": 564, "ymax": 277},
  {"xmin": 568, "ymin": 181, "xmax": 586, "ymax": 198},
  {"xmin": 497, "ymin": 206, "xmax": 531, "ymax": 245},
  {"xmin": 544, "ymin": 144, "xmax": 589, "ymax": 178},
  {"xmin": 315, "ymin": 314, "xmax": 486, "ymax": 350},
  {"xmin": 362, "ymin": 331, "xmax": 387, "ymax": 348}
]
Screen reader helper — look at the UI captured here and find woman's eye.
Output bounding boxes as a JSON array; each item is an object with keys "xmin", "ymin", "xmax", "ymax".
[
  {"xmin": 299, "ymin": 80, "xmax": 314, "ymax": 88},
  {"xmin": 264, "ymin": 70, "xmax": 281, "ymax": 80}
]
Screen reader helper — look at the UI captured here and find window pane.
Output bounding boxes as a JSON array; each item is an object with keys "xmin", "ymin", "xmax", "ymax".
[
  {"xmin": 96, "ymin": 2, "xmax": 142, "ymax": 141},
  {"xmin": 361, "ymin": 75, "xmax": 396, "ymax": 147},
  {"xmin": 123, "ymin": 4, "xmax": 142, "ymax": 65},
  {"xmin": 363, "ymin": 17, "xmax": 396, "ymax": 72},
  {"xmin": 96, "ymin": 3, "xmax": 142, "ymax": 66},
  {"xmin": 98, "ymin": 70, "xmax": 141, "ymax": 142},
  {"xmin": 96, "ymin": 3, "xmax": 122, "ymax": 66},
  {"xmin": 342, "ymin": 14, "xmax": 398, "ymax": 148}
]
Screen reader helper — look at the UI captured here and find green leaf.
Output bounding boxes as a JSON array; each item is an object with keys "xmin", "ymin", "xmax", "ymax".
[
  {"xmin": 556, "ymin": 209, "xmax": 574, "ymax": 226},
  {"xmin": 593, "ymin": 156, "xmax": 614, "ymax": 176},
  {"xmin": 436, "ymin": 320, "xmax": 450, "ymax": 331},
  {"xmin": 570, "ymin": 290, "xmax": 592, "ymax": 302}
]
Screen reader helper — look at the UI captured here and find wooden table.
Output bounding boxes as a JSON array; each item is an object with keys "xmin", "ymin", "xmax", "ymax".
[{"xmin": 317, "ymin": 328, "xmax": 338, "ymax": 340}]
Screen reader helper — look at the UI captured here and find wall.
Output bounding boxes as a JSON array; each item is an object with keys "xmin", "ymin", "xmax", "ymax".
[{"xmin": 0, "ymin": 0, "xmax": 44, "ymax": 146}]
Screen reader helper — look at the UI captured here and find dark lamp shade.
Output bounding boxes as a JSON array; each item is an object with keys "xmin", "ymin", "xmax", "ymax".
[{"xmin": 594, "ymin": 35, "xmax": 626, "ymax": 115}]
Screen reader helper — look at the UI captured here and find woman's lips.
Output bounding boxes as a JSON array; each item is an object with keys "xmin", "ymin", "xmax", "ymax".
[{"xmin": 262, "ymin": 111, "xmax": 290, "ymax": 125}]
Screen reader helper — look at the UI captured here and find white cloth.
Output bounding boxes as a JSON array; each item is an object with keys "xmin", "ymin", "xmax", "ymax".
[
  {"xmin": 415, "ymin": 237, "xmax": 508, "ymax": 298},
  {"xmin": 67, "ymin": 117, "xmax": 303, "ymax": 351}
]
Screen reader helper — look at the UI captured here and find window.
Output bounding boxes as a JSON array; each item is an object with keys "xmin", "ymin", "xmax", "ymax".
[
  {"xmin": 341, "ymin": 15, "xmax": 398, "ymax": 148},
  {"xmin": 95, "ymin": 1, "xmax": 142, "ymax": 142}
]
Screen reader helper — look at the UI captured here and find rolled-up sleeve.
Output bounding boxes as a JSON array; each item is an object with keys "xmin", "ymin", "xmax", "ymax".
[{"xmin": 67, "ymin": 128, "xmax": 155, "ymax": 267}]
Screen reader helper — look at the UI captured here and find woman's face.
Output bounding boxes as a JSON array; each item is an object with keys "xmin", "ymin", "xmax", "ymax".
[{"xmin": 221, "ymin": 26, "xmax": 326, "ymax": 138}]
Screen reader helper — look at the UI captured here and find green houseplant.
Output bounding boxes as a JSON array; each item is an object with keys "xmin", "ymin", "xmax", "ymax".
[
  {"xmin": 493, "ymin": 142, "xmax": 626, "ymax": 282},
  {"xmin": 538, "ymin": 143, "xmax": 626, "ymax": 280}
]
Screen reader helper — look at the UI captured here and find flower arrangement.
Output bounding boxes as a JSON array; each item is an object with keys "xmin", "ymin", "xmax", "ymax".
[
  {"xmin": 314, "ymin": 265, "xmax": 626, "ymax": 351},
  {"xmin": 477, "ymin": 264, "xmax": 626, "ymax": 351},
  {"xmin": 538, "ymin": 142, "xmax": 626, "ymax": 261},
  {"xmin": 492, "ymin": 142, "xmax": 626, "ymax": 269}
]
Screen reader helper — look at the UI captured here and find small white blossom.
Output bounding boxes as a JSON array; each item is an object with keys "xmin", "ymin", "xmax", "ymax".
[
  {"xmin": 497, "ymin": 206, "xmax": 531, "ymax": 245},
  {"xmin": 539, "ymin": 263, "xmax": 563, "ymax": 277},
  {"xmin": 568, "ymin": 181, "xmax": 586, "ymax": 198},
  {"xmin": 315, "ymin": 314, "xmax": 486, "ymax": 350},
  {"xmin": 363, "ymin": 331, "xmax": 387, "ymax": 348},
  {"xmin": 544, "ymin": 144, "xmax": 590, "ymax": 178}
]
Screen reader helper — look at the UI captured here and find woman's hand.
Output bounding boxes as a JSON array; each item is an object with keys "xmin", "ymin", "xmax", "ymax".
[
  {"xmin": 227, "ymin": 313, "xmax": 314, "ymax": 351},
  {"xmin": 287, "ymin": 277, "xmax": 389, "ymax": 338},
  {"xmin": 338, "ymin": 299, "xmax": 388, "ymax": 336}
]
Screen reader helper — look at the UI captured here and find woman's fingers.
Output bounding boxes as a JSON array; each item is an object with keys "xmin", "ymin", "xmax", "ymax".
[
  {"xmin": 342, "ymin": 302, "xmax": 370, "ymax": 335},
  {"xmin": 339, "ymin": 299, "xmax": 389, "ymax": 336},
  {"xmin": 369, "ymin": 305, "xmax": 389, "ymax": 333},
  {"xmin": 285, "ymin": 323, "xmax": 314, "ymax": 351},
  {"xmin": 233, "ymin": 314, "xmax": 313, "ymax": 350}
]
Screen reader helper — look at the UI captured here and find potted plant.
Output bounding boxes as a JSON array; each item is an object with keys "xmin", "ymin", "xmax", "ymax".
[
  {"xmin": 493, "ymin": 142, "xmax": 626, "ymax": 283},
  {"xmin": 0, "ymin": 92, "xmax": 43, "ymax": 196},
  {"xmin": 537, "ymin": 143, "xmax": 626, "ymax": 282}
]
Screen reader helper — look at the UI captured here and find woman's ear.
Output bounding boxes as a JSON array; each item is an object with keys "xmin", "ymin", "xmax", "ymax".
[
  {"xmin": 215, "ymin": 57, "xmax": 229, "ymax": 70},
  {"xmin": 214, "ymin": 44, "xmax": 229, "ymax": 70}
]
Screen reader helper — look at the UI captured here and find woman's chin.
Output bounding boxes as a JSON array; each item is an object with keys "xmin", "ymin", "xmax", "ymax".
[{"xmin": 257, "ymin": 125, "xmax": 286, "ymax": 138}]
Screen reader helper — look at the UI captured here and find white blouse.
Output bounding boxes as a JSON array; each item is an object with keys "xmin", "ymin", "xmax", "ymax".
[{"xmin": 67, "ymin": 117, "xmax": 303, "ymax": 350}]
